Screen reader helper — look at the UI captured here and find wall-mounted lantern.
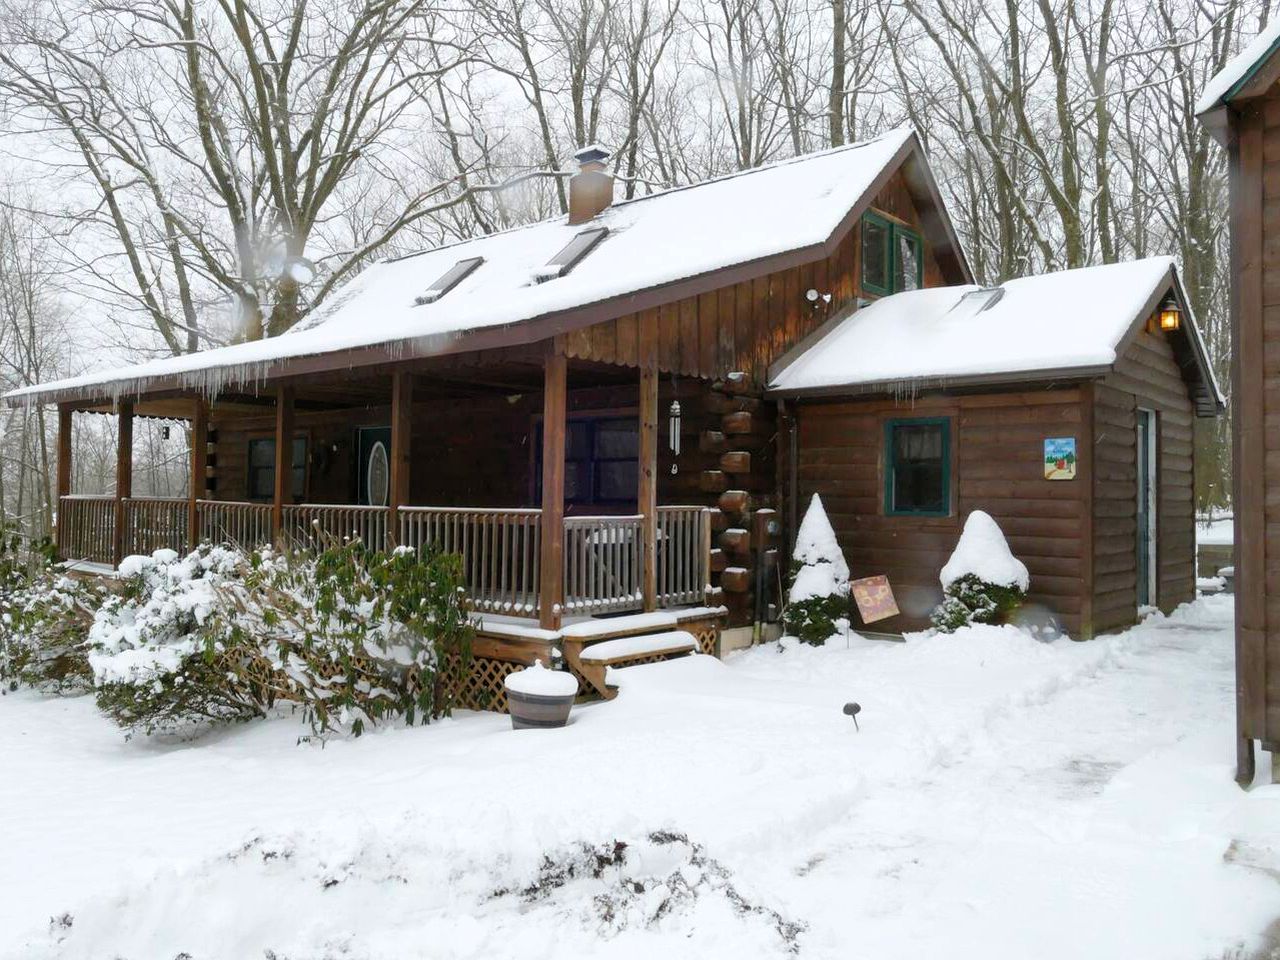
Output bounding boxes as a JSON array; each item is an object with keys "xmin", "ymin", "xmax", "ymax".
[{"xmin": 1158, "ymin": 295, "xmax": 1181, "ymax": 332}]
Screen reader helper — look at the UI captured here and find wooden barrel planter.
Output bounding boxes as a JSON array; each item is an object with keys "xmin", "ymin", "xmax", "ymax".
[{"xmin": 503, "ymin": 661, "xmax": 579, "ymax": 729}]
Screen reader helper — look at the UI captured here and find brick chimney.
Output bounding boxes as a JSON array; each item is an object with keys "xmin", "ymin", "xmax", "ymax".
[{"xmin": 568, "ymin": 145, "xmax": 614, "ymax": 225}]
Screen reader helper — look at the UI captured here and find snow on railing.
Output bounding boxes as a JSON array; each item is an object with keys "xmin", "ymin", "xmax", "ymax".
[{"xmin": 563, "ymin": 514, "xmax": 644, "ymax": 615}]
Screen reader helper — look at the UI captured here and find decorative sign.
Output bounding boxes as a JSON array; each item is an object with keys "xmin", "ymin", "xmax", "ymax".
[
  {"xmin": 850, "ymin": 575, "xmax": 900, "ymax": 625},
  {"xmin": 367, "ymin": 441, "xmax": 390, "ymax": 506},
  {"xmin": 1044, "ymin": 437, "xmax": 1077, "ymax": 481}
]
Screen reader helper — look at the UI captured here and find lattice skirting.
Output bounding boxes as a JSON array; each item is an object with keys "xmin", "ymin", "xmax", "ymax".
[
  {"xmin": 679, "ymin": 616, "xmax": 723, "ymax": 657},
  {"xmin": 456, "ymin": 656, "xmax": 523, "ymax": 713}
]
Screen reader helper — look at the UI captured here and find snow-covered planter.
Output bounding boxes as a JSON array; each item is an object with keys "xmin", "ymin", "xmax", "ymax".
[
  {"xmin": 931, "ymin": 511, "xmax": 1029, "ymax": 633},
  {"xmin": 0, "ymin": 532, "xmax": 107, "ymax": 694},
  {"xmin": 504, "ymin": 659, "xmax": 579, "ymax": 729},
  {"xmin": 89, "ymin": 542, "xmax": 474, "ymax": 737},
  {"xmin": 782, "ymin": 494, "xmax": 850, "ymax": 645}
]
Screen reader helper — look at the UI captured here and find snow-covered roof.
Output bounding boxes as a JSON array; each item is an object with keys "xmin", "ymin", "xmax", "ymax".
[
  {"xmin": 1197, "ymin": 19, "xmax": 1280, "ymax": 114},
  {"xmin": 8, "ymin": 127, "xmax": 942, "ymax": 406},
  {"xmin": 768, "ymin": 257, "xmax": 1224, "ymax": 415}
]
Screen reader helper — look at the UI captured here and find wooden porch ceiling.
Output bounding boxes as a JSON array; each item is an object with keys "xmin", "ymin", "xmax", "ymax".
[{"xmin": 70, "ymin": 350, "xmax": 651, "ymax": 420}]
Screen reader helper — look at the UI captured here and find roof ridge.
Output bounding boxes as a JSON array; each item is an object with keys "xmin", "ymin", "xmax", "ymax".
[{"xmin": 381, "ymin": 126, "xmax": 916, "ymax": 266}]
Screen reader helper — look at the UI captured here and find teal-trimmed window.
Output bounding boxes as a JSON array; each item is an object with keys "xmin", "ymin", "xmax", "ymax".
[
  {"xmin": 884, "ymin": 417, "xmax": 951, "ymax": 516},
  {"xmin": 861, "ymin": 211, "xmax": 923, "ymax": 296}
]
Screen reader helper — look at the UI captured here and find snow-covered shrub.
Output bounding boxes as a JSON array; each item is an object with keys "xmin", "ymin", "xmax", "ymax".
[
  {"xmin": 931, "ymin": 511, "xmax": 1029, "ymax": 633},
  {"xmin": 782, "ymin": 494, "xmax": 850, "ymax": 645},
  {"xmin": 0, "ymin": 531, "xmax": 107, "ymax": 694},
  {"xmin": 90, "ymin": 541, "xmax": 474, "ymax": 737}
]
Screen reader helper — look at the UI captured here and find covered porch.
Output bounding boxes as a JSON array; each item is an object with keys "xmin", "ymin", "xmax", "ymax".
[{"xmin": 52, "ymin": 341, "xmax": 715, "ymax": 632}]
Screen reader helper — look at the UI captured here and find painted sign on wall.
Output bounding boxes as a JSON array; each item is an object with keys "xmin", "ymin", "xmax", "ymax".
[
  {"xmin": 1044, "ymin": 437, "xmax": 1077, "ymax": 481},
  {"xmin": 851, "ymin": 575, "xmax": 900, "ymax": 624}
]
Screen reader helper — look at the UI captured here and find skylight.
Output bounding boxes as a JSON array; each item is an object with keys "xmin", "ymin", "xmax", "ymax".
[
  {"xmin": 533, "ymin": 227, "xmax": 608, "ymax": 283},
  {"xmin": 946, "ymin": 287, "xmax": 1005, "ymax": 323},
  {"xmin": 414, "ymin": 256, "xmax": 484, "ymax": 305}
]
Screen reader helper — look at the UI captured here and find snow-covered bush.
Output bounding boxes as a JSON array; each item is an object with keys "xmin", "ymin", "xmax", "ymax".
[
  {"xmin": 782, "ymin": 494, "xmax": 850, "ymax": 645},
  {"xmin": 90, "ymin": 541, "xmax": 474, "ymax": 737},
  {"xmin": 0, "ymin": 531, "xmax": 107, "ymax": 694},
  {"xmin": 931, "ymin": 511, "xmax": 1028, "ymax": 633}
]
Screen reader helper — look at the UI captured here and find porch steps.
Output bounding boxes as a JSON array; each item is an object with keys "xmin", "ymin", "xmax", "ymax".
[
  {"xmin": 578, "ymin": 631, "xmax": 697, "ymax": 663},
  {"xmin": 560, "ymin": 614, "xmax": 705, "ymax": 700}
]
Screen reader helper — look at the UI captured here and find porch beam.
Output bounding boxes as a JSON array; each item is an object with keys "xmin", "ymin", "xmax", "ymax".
[
  {"xmin": 112, "ymin": 401, "xmax": 133, "ymax": 567},
  {"xmin": 639, "ymin": 315, "xmax": 659, "ymax": 611},
  {"xmin": 538, "ymin": 345, "xmax": 567, "ymax": 629},
  {"xmin": 54, "ymin": 405, "xmax": 72, "ymax": 560},
  {"xmin": 272, "ymin": 385, "xmax": 295, "ymax": 546},
  {"xmin": 389, "ymin": 370, "xmax": 413, "ymax": 549},
  {"xmin": 188, "ymin": 397, "xmax": 208, "ymax": 550}
]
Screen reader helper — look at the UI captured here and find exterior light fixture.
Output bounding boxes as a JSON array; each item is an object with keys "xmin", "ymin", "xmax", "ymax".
[
  {"xmin": 843, "ymin": 701, "xmax": 862, "ymax": 731},
  {"xmin": 1158, "ymin": 295, "xmax": 1181, "ymax": 332}
]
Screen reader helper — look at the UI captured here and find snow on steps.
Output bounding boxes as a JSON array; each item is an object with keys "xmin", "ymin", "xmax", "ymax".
[
  {"xmin": 561, "ymin": 611, "xmax": 679, "ymax": 639},
  {"xmin": 579, "ymin": 631, "xmax": 697, "ymax": 663},
  {"xmin": 564, "ymin": 625, "xmax": 701, "ymax": 701}
]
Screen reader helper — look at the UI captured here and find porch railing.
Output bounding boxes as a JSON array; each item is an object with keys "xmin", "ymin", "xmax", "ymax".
[
  {"xmin": 657, "ymin": 506, "xmax": 711, "ymax": 608},
  {"xmin": 57, "ymin": 498, "xmax": 710, "ymax": 620},
  {"xmin": 198, "ymin": 499, "xmax": 272, "ymax": 553},
  {"xmin": 400, "ymin": 506, "xmax": 542, "ymax": 616},
  {"xmin": 57, "ymin": 494, "xmax": 115, "ymax": 565},
  {"xmin": 283, "ymin": 504, "xmax": 389, "ymax": 552},
  {"xmin": 123, "ymin": 497, "xmax": 189, "ymax": 557},
  {"xmin": 564, "ymin": 514, "xmax": 643, "ymax": 615}
]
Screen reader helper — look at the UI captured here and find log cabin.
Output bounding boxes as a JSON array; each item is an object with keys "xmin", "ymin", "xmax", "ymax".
[
  {"xmin": 4, "ymin": 126, "xmax": 1219, "ymax": 709},
  {"xmin": 1197, "ymin": 23, "xmax": 1280, "ymax": 784}
]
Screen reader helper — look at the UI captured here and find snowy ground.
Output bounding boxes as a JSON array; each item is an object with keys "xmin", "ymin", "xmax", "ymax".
[{"xmin": 2, "ymin": 596, "xmax": 1278, "ymax": 959}]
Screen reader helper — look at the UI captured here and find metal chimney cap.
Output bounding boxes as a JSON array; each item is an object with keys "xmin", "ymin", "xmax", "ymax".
[{"xmin": 574, "ymin": 144, "xmax": 611, "ymax": 166}]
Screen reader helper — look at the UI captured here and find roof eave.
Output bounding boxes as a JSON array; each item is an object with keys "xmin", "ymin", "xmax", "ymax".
[{"xmin": 767, "ymin": 364, "xmax": 1112, "ymax": 400}]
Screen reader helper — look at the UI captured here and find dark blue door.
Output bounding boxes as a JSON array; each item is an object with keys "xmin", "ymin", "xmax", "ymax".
[{"xmin": 357, "ymin": 426, "xmax": 392, "ymax": 506}]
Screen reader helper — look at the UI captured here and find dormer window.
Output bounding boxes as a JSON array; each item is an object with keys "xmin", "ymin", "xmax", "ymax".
[
  {"xmin": 533, "ymin": 227, "xmax": 608, "ymax": 283},
  {"xmin": 861, "ymin": 212, "xmax": 922, "ymax": 296},
  {"xmin": 414, "ymin": 256, "xmax": 483, "ymax": 305}
]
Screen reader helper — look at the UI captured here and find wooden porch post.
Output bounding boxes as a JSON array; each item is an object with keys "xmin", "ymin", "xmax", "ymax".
[
  {"xmin": 389, "ymin": 370, "xmax": 413, "ymax": 549},
  {"xmin": 112, "ymin": 401, "xmax": 133, "ymax": 567},
  {"xmin": 538, "ymin": 346, "xmax": 567, "ymax": 629},
  {"xmin": 272, "ymin": 386, "xmax": 295, "ymax": 547},
  {"xmin": 639, "ymin": 315, "xmax": 659, "ymax": 611},
  {"xmin": 188, "ymin": 398, "xmax": 208, "ymax": 550},
  {"xmin": 55, "ymin": 405, "xmax": 72, "ymax": 560}
]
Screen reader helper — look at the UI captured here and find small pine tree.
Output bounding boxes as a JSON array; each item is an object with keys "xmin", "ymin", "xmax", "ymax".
[
  {"xmin": 782, "ymin": 494, "xmax": 850, "ymax": 645},
  {"xmin": 931, "ymin": 511, "xmax": 1028, "ymax": 633}
]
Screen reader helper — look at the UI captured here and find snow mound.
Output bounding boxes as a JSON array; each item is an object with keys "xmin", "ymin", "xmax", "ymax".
[
  {"xmin": 503, "ymin": 660, "xmax": 579, "ymax": 697},
  {"xmin": 940, "ymin": 511, "xmax": 1029, "ymax": 591}
]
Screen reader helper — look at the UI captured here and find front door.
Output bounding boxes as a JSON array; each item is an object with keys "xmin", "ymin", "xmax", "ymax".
[
  {"xmin": 357, "ymin": 426, "xmax": 392, "ymax": 506},
  {"xmin": 1136, "ymin": 409, "xmax": 1157, "ymax": 608}
]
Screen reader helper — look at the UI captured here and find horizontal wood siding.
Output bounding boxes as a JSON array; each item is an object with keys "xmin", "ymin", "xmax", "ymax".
[
  {"xmin": 564, "ymin": 170, "xmax": 947, "ymax": 384},
  {"xmin": 211, "ymin": 392, "xmax": 535, "ymax": 508},
  {"xmin": 796, "ymin": 389, "xmax": 1090, "ymax": 636},
  {"xmin": 1094, "ymin": 324, "xmax": 1197, "ymax": 634}
]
